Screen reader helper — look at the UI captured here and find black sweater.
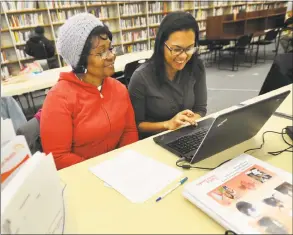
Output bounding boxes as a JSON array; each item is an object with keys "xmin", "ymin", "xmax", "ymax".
[{"xmin": 24, "ymin": 33, "xmax": 55, "ymax": 59}]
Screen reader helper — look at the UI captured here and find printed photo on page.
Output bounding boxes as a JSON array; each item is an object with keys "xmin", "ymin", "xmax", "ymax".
[{"xmin": 207, "ymin": 165, "xmax": 292, "ymax": 234}]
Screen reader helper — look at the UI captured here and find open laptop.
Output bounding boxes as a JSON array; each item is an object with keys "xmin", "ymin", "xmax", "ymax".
[{"xmin": 153, "ymin": 90, "xmax": 290, "ymax": 164}]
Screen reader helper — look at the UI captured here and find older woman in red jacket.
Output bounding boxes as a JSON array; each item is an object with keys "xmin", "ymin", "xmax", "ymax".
[{"xmin": 41, "ymin": 13, "xmax": 138, "ymax": 170}]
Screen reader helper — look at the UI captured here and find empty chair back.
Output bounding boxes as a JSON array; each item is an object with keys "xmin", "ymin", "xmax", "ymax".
[
  {"xmin": 124, "ymin": 59, "xmax": 147, "ymax": 85},
  {"xmin": 264, "ymin": 29, "xmax": 279, "ymax": 41},
  {"xmin": 235, "ymin": 35, "xmax": 251, "ymax": 48}
]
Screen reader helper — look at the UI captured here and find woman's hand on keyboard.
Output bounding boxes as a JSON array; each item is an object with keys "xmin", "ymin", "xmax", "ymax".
[{"xmin": 164, "ymin": 109, "xmax": 198, "ymax": 130}]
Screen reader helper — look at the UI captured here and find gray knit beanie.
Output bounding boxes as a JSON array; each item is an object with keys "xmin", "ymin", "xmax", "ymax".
[{"xmin": 57, "ymin": 13, "xmax": 103, "ymax": 68}]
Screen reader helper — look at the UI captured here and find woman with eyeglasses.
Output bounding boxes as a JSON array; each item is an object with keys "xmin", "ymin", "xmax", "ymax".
[
  {"xmin": 128, "ymin": 12, "xmax": 207, "ymax": 139},
  {"xmin": 41, "ymin": 13, "xmax": 138, "ymax": 170}
]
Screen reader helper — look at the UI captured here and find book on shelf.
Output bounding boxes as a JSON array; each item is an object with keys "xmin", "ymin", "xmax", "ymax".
[
  {"xmin": 1, "ymin": 118, "xmax": 67, "ymax": 234},
  {"xmin": 170, "ymin": 1, "xmax": 184, "ymax": 11},
  {"xmin": 119, "ymin": 3, "xmax": 143, "ymax": 16},
  {"xmin": 122, "ymin": 30, "xmax": 147, "ymax": 43},
  {"xmin": 87, "ymin": 0, "xmax": 113, "ymax": 6},
  {"xmin": 51, "ymin": 9, "xmax": 83, "ymax": 23},
  {"xmin": 183, "ymin": 154, "xmax": 292, "ymax": 234},
  {"xmin": 88, "ymin": 6, "xmax": 111, "ymax": 19},
  {"xmin": 13, "ymin": 31, "xmax": 31, "ymax": 44},
  {"xmin": 16, "ymin": 49, "xmax": 33, "ymax": 60},
  {"xmin": 149, "ymin": 28, "xmax": 158, "ymax": 37},
  {"xmin": 1, "ymin": 66, "xmax": 10, "ymax": 79},
  {"xmin": 120, "ymin": 16, "xmax": 146, "ymax": 29},
  {"xmin": 46, "ymin": 0, "xmax": 84, "ymax": 9},
  {"xmin": 1, "ymin": 1, "xmax": 37, "ymax": 11},
  {"xmin": 148, "ymin": 2, "xmax": 168, "ymax": 14},
  {"xmin": 149, "ymin": 15, "xmax": 163, "ymax": 25},
  {"xmin": 9, "ymin": 14, "xmax": 44, "ymax": 28},
  {"xmin": 124, "ymin": 42, "xmax": 148, "ymax": 53},
  {"xmin": 1, "ymin": 51, "xmax": 8, "ymax": 63}
]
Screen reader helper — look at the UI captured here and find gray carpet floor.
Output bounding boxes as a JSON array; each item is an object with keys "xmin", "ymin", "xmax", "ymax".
[{"xmin": 206, "ymin": 61, "xmax": 272, "ymax": 114}]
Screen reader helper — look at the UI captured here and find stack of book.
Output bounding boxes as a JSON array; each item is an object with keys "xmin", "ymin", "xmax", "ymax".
[{"xmin": 1, "ymin": 118, "xmax": 66, "ymax": 234}]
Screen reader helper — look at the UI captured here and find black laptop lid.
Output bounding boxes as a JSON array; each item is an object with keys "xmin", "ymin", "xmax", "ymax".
[{"xmin": 191, "ymin": 90, "xmax": 290, "ymax": 164}]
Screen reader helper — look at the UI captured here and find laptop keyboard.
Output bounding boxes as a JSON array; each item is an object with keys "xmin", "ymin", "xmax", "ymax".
[{"xmin": 167, "ymin": 127, "xmax": 209, "ymax": 155}]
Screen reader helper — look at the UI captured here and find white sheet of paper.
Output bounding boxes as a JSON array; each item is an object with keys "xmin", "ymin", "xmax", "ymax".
[{"xmin": 89, "ymin": 150, "xmax": 183, "ymax": 203}]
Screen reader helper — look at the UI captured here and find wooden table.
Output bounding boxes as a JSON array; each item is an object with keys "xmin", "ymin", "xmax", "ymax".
[{"xmin": 59, "ymin": 84, "xmax": 293, "ymax": 234}]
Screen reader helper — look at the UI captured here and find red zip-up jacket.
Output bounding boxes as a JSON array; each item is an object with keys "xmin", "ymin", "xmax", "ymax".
[{"xmin": 41, "ymin": 71, "xmax": 138, "ymax": 170}]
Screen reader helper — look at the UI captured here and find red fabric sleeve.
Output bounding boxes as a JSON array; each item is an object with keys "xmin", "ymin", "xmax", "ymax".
[
  {"xmin": 40, "ymin": 91, "xmax": 84, "ymax": 170},
  {"xmin": 118, "ymin": 93, "xmax": 138, "ymax": 147}
]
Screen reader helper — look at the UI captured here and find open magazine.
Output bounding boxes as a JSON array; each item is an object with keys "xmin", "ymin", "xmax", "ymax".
[{"xmin": 183, "ymin": 154, "xmax": 292, "ymax": 234}]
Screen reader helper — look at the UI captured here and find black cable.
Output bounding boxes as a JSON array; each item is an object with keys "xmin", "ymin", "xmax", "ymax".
[
  {"xmin": 244, "ymin": 128, "xmax": 293, "ymax": 156},
  {"xmin": 176, "ymin": 128, "xmax": 293, "ymax": 171},
  {"xmin": 225, "ymin": 230, "xmax": 237, "ymax": 235},
  {"xmin": 176, "ymin": 157, "xmax": 232, "ymax": 170},
  {"xmin": 281, "ymin": 128, "xmax": 293, "ymax": 147}
]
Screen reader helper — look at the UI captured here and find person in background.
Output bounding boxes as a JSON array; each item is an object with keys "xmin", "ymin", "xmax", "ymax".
[
  {"xmin": 128, "ymin": 12, "xmax": 207, "ymax": 139},
  {"xmin": 24, "ymin": 26, "xmax": 57, "ymax": 68},
  {"xmin": 41, "ymin": 13, "xmax": 138, "ymax": 170}
]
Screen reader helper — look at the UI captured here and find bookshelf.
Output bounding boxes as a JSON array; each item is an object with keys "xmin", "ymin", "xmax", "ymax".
[{"xmin": 1, "ymin": 0, "xmax": 288, "ymax": 79}]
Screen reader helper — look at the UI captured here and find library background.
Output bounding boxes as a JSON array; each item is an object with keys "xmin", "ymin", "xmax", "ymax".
[{"xmin": 0, "ymin": 0, "xmax": 289, "ymax": 79}]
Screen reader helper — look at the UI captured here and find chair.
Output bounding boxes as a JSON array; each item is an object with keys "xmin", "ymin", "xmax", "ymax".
[
  {"xmin": 218, "ymin": 35, "xmax": 251, "ymax": 71},
  {"xmin": 251, "ymin": 29, "xmax": 279, "ymax": 64},
  {"xmin": 117, "ymin": 59, "xmax": 147, "ymax": 86},
  {"xmin": 259, "ymin": 53, "xmax": 293, "ymax": 95},
  {"xmin": 16, "ymin": 117, "xmax": 42, "ymax": 154}
]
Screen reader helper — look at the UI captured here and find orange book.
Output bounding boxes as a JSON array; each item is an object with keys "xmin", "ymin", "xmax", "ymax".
[
  {"xmin": 163, "ymin": 2, "xmax": 167, "ymax": 13},
  {"xmin": 11, "ymin": 16, "xmax": 16, "ymax": 27}
]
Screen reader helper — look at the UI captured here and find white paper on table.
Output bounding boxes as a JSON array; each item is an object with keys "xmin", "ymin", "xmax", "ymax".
[{"xmin": 89, "ymin": 150, "xmax": 183, "ymax": 203}]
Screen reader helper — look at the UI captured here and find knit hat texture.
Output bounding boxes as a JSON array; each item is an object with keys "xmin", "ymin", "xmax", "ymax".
[{"xmin": 57, "ymin": 13, "xmax": 103, "ymax": 68}]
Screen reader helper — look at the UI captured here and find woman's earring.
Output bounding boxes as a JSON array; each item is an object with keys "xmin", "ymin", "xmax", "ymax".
[{"xmin": 84, "ymin": 68, "xmax": 87, "ymax": 73}]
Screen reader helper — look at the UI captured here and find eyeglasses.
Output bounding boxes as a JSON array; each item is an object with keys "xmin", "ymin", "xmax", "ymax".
[
  {"xmin": 164, "ymin": 43, "xmax": 197, "ymax": 57},
  {"xmin": 89, "ymin": 47, "xmax": 116, "ymax": 60}
]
